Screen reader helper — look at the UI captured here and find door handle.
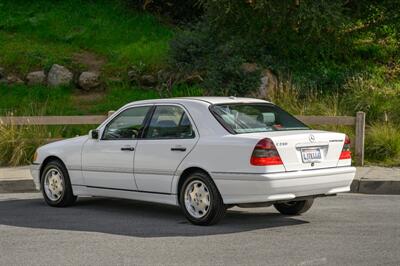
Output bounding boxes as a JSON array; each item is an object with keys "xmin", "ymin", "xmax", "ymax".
[
  {"xmin": 171, "ymin": 147, "xmax": 187, "ymax": 152},
  {"xmin": 121, "ymin": 146, "xmax": 135, "ymax": 151}
]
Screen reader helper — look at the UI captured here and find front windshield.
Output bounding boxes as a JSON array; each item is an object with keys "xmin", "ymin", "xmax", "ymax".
[{"xmin": 210, "ymin": 103, "xmax": 309, "ymax": 134}]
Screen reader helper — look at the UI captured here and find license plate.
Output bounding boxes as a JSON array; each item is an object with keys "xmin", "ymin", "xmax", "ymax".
[{"xmin": 301, "ymin": 148, "xmax": 322, "ymax": 163}]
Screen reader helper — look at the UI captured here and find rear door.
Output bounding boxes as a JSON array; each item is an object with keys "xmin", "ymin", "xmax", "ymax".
[{"xmin": 134, "ymin": 104, "xmax": 198, "ymax": 193}]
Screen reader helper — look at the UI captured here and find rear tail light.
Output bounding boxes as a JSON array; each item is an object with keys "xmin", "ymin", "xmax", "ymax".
[
  {"xmin": 250, "ymin": 138, "xmax": 283, "ymax": 166},
  {"xmin": 339, "ymin": 135, "xmax": 351, "ymax": 160}
]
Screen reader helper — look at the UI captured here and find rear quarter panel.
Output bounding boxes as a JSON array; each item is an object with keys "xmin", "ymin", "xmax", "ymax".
[{"xmin": 172, "ymin": 134, "xmax": 285, "ymax": 194}]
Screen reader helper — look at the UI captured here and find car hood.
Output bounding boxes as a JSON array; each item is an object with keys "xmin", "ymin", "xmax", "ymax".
[{"xmin": 38, "ymin": 135, "xmax": 89, "ymax": 151}]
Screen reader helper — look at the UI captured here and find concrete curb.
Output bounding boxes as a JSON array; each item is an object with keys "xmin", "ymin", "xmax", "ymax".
[
  {"xmin": 0, "ymin": 166, "xmax": 37, "ymax": 193},
  {"xmin": 351, "ymin": 179, "xmax": 400, "ymax": 195},
  {"xmin": 350, "ymin": 166, "xmax": 400, "ymax": 195},
  {"xmin": 0, "ymin": 179, "xmax": 37, "ymax": 193}
]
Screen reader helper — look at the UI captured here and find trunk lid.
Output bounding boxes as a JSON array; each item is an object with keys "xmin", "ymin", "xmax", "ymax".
[{"xmin": 246, "ymin": 130, "xmax": 346, "ymax": 171}]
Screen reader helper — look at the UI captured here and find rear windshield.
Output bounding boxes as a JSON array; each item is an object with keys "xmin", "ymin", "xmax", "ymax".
[{"xmin": 210, "ymin": 103, "xmax": 309, "ymax": 134}]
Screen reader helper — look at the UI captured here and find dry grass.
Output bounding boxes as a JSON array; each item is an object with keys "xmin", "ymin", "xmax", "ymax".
[
  {"xmin": 0, "ymin": 122, "xmax": 49, "ymax": 166},
  {"xmin": 266, "ymin": 81, "xmax": 343, "ymax": 116},
  {"xmin": 365, "ymin": 122, "xmax": 400, "ymax": 166}
]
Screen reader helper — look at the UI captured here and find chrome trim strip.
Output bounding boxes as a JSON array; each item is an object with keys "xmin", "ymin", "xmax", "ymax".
[
  {"xmin": 212, "ymin": 166, "xmax": 355, "ymax": 181},
  {"xmin": 212, "ymin": 171, "xmax": 266, "ymax": 175},
  {"xmin": 78, "ymin": 166, "xmax": 180, "ymax": 176},
  {"xmin": 134, "ymin": 168, "xmax": 178, "ymax": 176},
  {"xmin": 212, "ymin": 174, "xmax": 268, "ymax": 181},
  {"xmin": 81, "ymin": 166, "xmax": 133, "ymax": 174},
  {"xmin": 212, "ymin": 166, "xmax": 354, "ymax": 176},
  {"xmin": 83, "ymin": 185, "xmax": 175, "ymax": 195}
]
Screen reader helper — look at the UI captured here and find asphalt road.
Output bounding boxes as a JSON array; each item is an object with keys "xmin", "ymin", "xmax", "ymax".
[{"xmin": 0, "ymin": 193, "xmax": 398, "ymax": 266}]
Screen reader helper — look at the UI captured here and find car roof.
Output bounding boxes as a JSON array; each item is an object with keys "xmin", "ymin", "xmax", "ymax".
[{"xmin": 126, "ymin": 96, "xmax": 270, "ymax": 106}]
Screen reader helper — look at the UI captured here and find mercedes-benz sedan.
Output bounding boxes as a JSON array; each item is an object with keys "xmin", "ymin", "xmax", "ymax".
[{"xmin": 31, "ymin": 97, "xmax": 356, "ymax": 225}]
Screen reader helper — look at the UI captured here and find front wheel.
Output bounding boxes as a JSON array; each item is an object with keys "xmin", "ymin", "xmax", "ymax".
[
  {"xmin": 41, "ymin": 160, "xmax": 77, "ymax": 207},
  {"xmin": 274, "ymin": 199, "xmax": 314, "ymax": 215},
  {"xmin": 179, "ymin": 172, "xmax": 226, "ymax": 226}
]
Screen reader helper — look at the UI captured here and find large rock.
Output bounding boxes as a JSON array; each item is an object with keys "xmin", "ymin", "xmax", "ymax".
[
  {"xmin": 157, "ymin": 69, "xmax": 170, "ymax": 83},
  {"xmin": 47, "ymin": 64, "xmax": 73, "ymax": 87},
  {"xmin": 140, "ymin": 74, "xmax": 157, "ymax": 87},
  {"xmin": 258, "ymin": 69, "xmax": 278, "ymax": 98},
  {"xmin": 128, "ymin": 67, "xmax": 140, "ymax": 82},
  {"xmin": 78, "ymin": 71, "xmax": 101, "ymax": 91},
  {"xmin": 6, "ymin": 75, "xmax": 24, "ymax": 85},
  {"xmin": 182, "ymin": 73, "xmax": 203, "ymax": 85},
  {"xmin": 26, "ymin": 71, "xmax": 46, "ymax": 85}
]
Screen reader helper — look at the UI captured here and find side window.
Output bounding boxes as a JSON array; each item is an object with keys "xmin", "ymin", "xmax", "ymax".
[
  {"xmin": 144, "ymin": 106, "xmax": 195, "ymax": 139},
  {"xmin": 102, "ymin": 106, "xmax": 151, "ymax": 140}
]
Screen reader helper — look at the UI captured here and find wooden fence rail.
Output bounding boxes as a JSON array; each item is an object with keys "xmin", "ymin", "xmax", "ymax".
[{"xmin": 0, "ymin": 111, "xmax": 366, "ymax": 166}]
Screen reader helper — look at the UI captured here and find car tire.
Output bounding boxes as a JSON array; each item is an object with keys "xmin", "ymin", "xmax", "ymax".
[
  {"xmin": 179, "ymin": 171, "xmax": 226, "ymax": 226},
  {"xmin": 40, "ymin": 160, "xmax": 77, "ymax": 207},
  {"xmin": 273, "ymin": 199, "xmax": 314, "ymax": 215}
]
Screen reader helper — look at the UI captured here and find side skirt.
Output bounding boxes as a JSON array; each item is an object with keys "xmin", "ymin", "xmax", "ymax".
[{"xmin": 71, "ymin": 185, "xmax": 179, "ymax": 206}]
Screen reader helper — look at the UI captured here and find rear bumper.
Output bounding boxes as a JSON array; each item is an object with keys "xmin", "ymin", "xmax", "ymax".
[
  {"xmin": 30, "ymin": 164, "xmax": 41, "ymax": 191},
  {"xmin": 212, "ymin": 167, "xmax": 356, "ymax": 204}
]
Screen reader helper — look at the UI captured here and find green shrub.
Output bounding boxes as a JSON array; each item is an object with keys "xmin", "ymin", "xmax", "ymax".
[
  {"xmin": 365, "ymin": 123, "xmax": 400, "ymax": 165},
  {"xmin": 170, "ymin": 0, "xmax": 355, "ymax": 95},
  {"xmin": 170, "ymin": 22, "xmax": 262, "ymax": 96},
  {"xmin": 341, "ymin": 77, "xmax": 400, "ymax": 124},
  {"xmin": 136, "ymin": 0, "xmax": 203, "ymax": 22},
  {"xmin": 170, "ymin": 0, "xmax": 400, "ymax": 96}
]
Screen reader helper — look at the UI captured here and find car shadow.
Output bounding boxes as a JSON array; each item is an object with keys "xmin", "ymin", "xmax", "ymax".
[{"xmin": 0, "ymin": 196, "xmax": 309, "ymax": 238}]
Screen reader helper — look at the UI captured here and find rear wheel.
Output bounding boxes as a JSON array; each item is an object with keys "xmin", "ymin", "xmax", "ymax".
[
  {"xmin": 179, "ymin": 172, "xmax": 225, "ymax": 225},
  {"xmin": 274, "ymin": 199, "xmax": 314, "ymax": 215},
  {"xmin": 40, "ymin": 160, "xmax": 77, "ymax": 207}
]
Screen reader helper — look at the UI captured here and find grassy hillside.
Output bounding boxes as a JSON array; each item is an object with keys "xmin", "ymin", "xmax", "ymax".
[
  {"xmin": 0, "ymin": 84, "xmax": 203, "ymax": 116},
  {"xmin": 0, "ymin": 0, "xmax": 172, "ymax": 75},
  {"xmin": 0, "ymin": 0, "xmax": 203, "ymax": 116}
]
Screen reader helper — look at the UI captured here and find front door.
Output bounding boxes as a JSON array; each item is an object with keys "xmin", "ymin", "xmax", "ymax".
[
  {"xmin": 82, "ymin": 105, "xmax": 152, "ymax": 190},
  {"xmin": 134, "ymin": 105, "xmax": 198, "ymax": 194}
]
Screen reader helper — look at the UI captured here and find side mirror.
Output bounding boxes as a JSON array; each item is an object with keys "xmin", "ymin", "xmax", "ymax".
[{"xmin": 90, "ymin": 129, "xmax": 99, "ymax": 139}]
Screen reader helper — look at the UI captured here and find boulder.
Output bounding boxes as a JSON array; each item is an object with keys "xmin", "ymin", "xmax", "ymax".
[
  {"xmin": 26, "ymin": 71, "xmax": 46, "ymax": 85},
  {"xmin": 128, "ymin": 68, "xmax": 140, "ymax": 82},
  {"xmin": 258, "ymin": 69, "xmax": 278, "ymax": 98},
  {"xmin": 6, "ymin": 75, "xmax": 24, "ymax": 85},
  {"xmin": 47, "ymin": 64, "xmax": 73, "ymax": 87},
  {"xmin": 182, "ymin": 73, "xmax": 203, "ymax": 85},
  {"xmin": 78, "ymin": 71, "xmax": 101, "ymax": 91},
  {"xmin": 157, "ymin": 69, "xmax": 171, "ymax": 83},
  {"xmin": 140, "ymin": 74, "xmax": 157, "ymax": 87}
]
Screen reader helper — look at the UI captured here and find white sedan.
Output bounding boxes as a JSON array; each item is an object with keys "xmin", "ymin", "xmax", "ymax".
[{"xmin": 31, "ymin": 97, "xmax": 356, "ymax": 225}]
